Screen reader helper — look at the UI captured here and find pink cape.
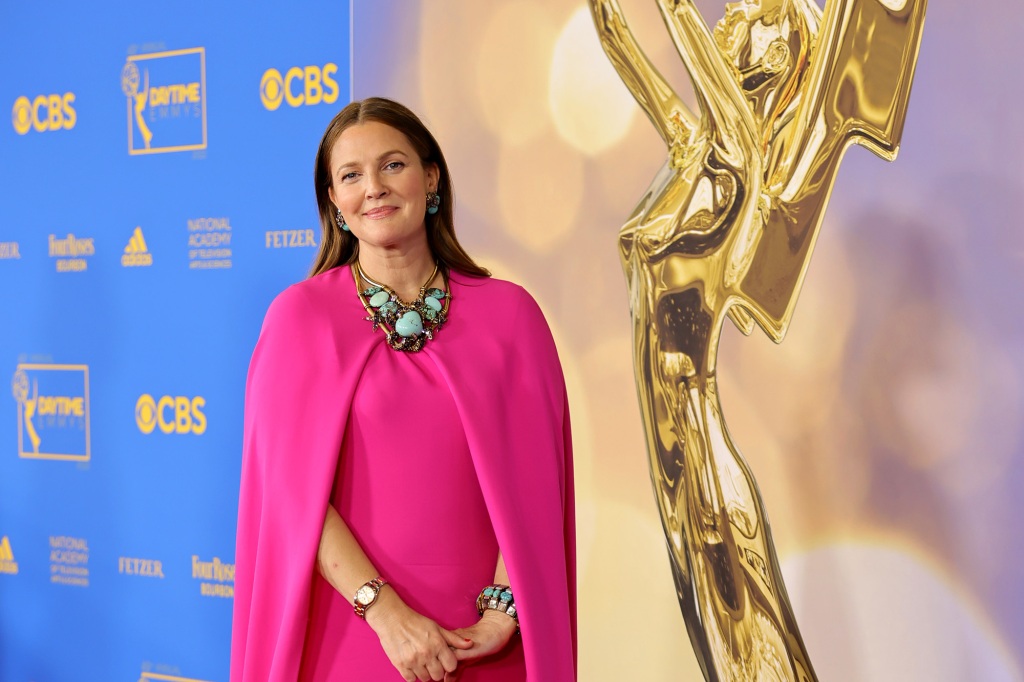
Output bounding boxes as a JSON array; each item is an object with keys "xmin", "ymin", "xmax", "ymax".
[{"xmin": 230, "ymin": 265, "xmax": 577, "ymax": 681}]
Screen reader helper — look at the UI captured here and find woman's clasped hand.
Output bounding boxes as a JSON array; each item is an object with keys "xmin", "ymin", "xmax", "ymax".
[{"xmin": 365, "ymin": 587, "xmax": 517, "ymax": 681}]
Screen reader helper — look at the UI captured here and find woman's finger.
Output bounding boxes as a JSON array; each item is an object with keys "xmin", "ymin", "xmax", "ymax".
[
  {"xmin": 426, "ymin": 658, "xmax": 446, "ymax": 681},
  {"xmin": 439, "ymin": 645, "xmax": 458, "ymax": 672},
  {"xmin": 441, "ymin": 628, "xmax": 474, "ymax": 650}
]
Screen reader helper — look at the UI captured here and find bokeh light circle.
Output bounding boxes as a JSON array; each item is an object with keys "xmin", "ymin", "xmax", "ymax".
[
  {"xmin": 474, "ymin": 1, "xmax": 556, "ymax": 145},
  {"xmin": 496, "ymin": 131, "xmax": 583, "ymax": 252},
  {"xmin": 549, "ymin": 7, "xmax": 637, "ymax": 156}
]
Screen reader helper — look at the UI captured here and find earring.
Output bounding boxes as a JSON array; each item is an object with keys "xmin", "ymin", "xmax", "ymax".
[
  {"xmin": 336, "ymin": 208, "xmax": 350, "ymax": 232},
  {"xmin": 426, "ymin": 191, "xmax": 440, "ymax": 215}
]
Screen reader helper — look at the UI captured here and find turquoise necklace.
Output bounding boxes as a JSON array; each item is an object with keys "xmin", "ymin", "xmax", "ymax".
[{"xmin": 353, "ymin": 262, "xmax": 450, "ymax": 352}]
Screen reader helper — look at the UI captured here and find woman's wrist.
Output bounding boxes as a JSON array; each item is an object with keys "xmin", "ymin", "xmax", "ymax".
[
  {"xmin": 364, "ymin": 584, "xmax": 403, "ymax": 632},
  {"xmin": 480, "ymin": 608, "xmax": 518, "ymax": 638}
]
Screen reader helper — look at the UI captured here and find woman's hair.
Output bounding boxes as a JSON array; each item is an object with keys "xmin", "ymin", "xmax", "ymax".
[{"xmin": 309, "ymin": 97, "xmax": 490, "ymax": 279}]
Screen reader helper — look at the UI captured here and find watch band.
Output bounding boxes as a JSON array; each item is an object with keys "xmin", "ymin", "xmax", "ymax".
[{"xmin": 353, "ymin": 576, "xmax": 388, "ymax": 619}]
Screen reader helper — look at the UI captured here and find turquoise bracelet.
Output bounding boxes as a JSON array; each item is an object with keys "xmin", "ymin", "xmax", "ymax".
[{"xmin": 476, "ymin": 584, "xmax": 519, "ymax": 632}]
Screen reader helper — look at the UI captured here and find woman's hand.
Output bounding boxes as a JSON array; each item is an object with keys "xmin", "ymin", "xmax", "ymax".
[
  {"xmin": 366, "ymin": 588, "xmax": 474, "ymax": 682},
  {"xmin": 444, "ymin": 610, "xmax": 518, "ymax": 679}
]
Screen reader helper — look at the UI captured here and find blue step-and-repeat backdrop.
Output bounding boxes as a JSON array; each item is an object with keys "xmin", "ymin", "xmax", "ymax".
[{"xmin": 0, "ymin": 3, "xmax": 351, "ymax": 679}]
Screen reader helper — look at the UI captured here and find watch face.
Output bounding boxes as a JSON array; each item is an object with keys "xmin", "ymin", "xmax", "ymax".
[{"xmin": 355, "ymin": 585, "xmax": 376, "ymax": 605}]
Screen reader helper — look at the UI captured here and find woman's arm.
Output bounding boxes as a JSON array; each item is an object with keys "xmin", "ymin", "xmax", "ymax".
[
  {"xmin": 317, "ymin": 503, "xmax": 381, "ymax": 597},
  {"xmin": 446, "ymin": 551, "xmax": 518, "ymax": 678},
  {"xmin": 318, "ymin": 505, "xmax": 473, "ymax": 682},
  {"xmin": 487, "ymin": 552, "xmax": 518, "ymax": 636}
]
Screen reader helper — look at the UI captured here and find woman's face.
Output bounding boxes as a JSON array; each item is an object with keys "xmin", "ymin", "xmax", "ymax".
[{"xmin": 328, "ymin": 120, "xmax": 438, "ymax": 252}]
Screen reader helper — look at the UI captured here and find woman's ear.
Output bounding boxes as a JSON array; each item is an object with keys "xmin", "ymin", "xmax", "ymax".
[
  {"xmin": 328, "ymin": 186, "xmax": 337, "ymax": 208},
  {"xmin": 426, "ymin": 162, "xmax": 440, "ymax": 193}
]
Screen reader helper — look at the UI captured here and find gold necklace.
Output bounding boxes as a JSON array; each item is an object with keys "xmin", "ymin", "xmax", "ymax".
[{"xmin": 352, "ymin": 262, "xmax": 451, "ymax": 352}]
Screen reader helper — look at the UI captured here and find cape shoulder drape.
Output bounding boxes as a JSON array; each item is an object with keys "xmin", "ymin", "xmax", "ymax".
[{"xmin": 230, "ymin": 264, "xmax": 577, "ymax": 681}]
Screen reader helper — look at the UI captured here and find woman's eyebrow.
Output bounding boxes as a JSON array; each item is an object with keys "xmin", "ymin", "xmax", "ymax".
[{"xmin": 335, "ymin": 150, "xmax": 408, "ymax": 176}]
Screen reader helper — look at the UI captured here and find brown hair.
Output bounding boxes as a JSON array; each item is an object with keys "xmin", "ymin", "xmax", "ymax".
[{"xmin": 309, "ymin": 97, "xmax": 490, "ymax": 279}]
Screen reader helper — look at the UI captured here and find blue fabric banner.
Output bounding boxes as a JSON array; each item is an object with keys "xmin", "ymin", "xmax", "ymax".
[{"xmin": 0, "ymin": 3, "xmax": 351, "ymax": 680}]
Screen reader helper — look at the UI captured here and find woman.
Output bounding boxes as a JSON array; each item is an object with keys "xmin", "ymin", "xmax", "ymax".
[{"xmin": 230, "ymin": 98, "xmax": 577, "ymax": 682}]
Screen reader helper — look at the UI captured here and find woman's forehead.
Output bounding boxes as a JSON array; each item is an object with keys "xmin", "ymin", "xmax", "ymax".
[{"xmin": 330, "ymin": 121, "xmax": 416, "ymax": 166}]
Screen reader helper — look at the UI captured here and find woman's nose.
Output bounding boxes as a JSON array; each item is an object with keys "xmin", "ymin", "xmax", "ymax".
[{"xmin": 365, "ymin": 172, "xmax": 388, "ymax": 199}]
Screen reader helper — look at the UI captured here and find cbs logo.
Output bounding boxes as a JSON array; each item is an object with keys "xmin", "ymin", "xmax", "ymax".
[
  {"xmin": 11, "ymin": 93, "xmax": 76, "ymax": 135},
  {"xmin": 260, "ymin": 63, "xmax": 339, "ymax": 111},
  {"xmin": 135, "ymin": 394, "xmax": 207, "ymax": 435}
]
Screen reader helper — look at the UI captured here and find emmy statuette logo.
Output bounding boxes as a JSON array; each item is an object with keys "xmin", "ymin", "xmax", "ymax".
[
  {"xmin": 12, "ymin": 364, "xmax": 90, "ymax": 461},
  {"xmin": 122, "ymin": 47, "xmax": 207, "ymax": 155}
]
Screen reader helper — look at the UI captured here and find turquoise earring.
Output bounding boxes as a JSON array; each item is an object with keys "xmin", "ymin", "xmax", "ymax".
[
  {"xmin": 426, "ymin": 191, "xmax": 440, "ymax": 215},
  {"xmin": 336, "ymin": 208, "xmax": 350, "ymax": 232}
]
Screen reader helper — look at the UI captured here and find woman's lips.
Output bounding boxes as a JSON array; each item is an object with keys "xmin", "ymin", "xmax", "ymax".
[{"xmin": 363, "ymin": 206, "xmax": 398, "ymax": 219}]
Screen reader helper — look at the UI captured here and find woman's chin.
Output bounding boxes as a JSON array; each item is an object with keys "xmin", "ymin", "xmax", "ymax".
[{"xmin": 356, "ymin": 229, "xmax": 428, "ymax": 252}]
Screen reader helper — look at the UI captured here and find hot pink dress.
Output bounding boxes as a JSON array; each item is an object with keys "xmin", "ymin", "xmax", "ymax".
[
  {"xmin": 231, "ymin": 266, "xmax": 576, "ymax": 681},
  {"xmin": 299, "ymin": 345, "xmax": 525, "ymax": 680}
]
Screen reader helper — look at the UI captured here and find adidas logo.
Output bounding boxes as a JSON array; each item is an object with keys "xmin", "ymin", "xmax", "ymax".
[
  {"xmin": 122, "ymin": 226, "xmax": 153, "ymax": 267},
  {"xmin": 0, "ymin": 536, "xmax": 18, "ymax": 575}
]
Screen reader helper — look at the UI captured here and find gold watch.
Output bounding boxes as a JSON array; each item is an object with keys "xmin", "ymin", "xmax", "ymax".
[{"xmin": 353, "ymin": 577, "xmax": 388, "ymax": 619}]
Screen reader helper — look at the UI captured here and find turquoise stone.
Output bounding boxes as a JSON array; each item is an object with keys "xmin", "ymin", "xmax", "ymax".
[
  {"xmin": 379, "ymin": 301, "xmax": 398, "ymax": 317},
  {"xmin": 500, "ymin": 590, "xmax": 512, "ymax": 602},
  {"xmin": 362, "ymin": 286, "xmax": 383, "ymax": 296},
  {"xmin": 394, "ymin": 310, "xmax": 423, "ymax": 337},
  {"xmin": 369, "ymin": 291, "xmax": 390, "ymax": 307},
  {"xmin": 423, "ymin": 308, "xmax": 438, "ymax": 322},
  {"xmin": 426, "ymin": 288, "xmax": 445, "ymax": 299},
  {"xmin": 483, "ymin": 587, "xmax": 495, "ymax": 597},
  {"xmin": 424, "ymin": 296, "xmax": 442, "ymax": 311}
]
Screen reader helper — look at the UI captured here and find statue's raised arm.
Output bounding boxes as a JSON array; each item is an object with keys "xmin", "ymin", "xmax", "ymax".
[
  {"xmin": 655, "ymin": 0, "xmax": 756, "ymax": 157},
  {"xmin": 587, "ymin": 0, "xmax": 699, "ymax": 151}
]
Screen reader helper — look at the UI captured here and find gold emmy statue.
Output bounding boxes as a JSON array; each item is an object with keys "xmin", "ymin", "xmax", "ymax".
[{"xmin": 588, "ymin": 0, "xmax": 926, "ymax": 679}]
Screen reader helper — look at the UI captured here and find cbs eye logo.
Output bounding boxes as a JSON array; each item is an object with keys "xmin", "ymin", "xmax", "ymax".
[
  {"xmin": 260, "ymin": 63, "xmax": 339, "ymax": 111},
  {"xmin": 12, "ymin": 93, "xmax": 76, "ymax": 135},
  {"xmin": 135, "ymin": 394, "xmax": 207, "ymax": 435}
]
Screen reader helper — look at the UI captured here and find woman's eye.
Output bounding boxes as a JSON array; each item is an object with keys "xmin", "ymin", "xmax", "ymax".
[
  {"xmin": 385, "ymin": 161, "xmax": 404, "ymax": 171},
  {"xmin": 342, "ymin": 172, "xmax": 358, "ymax": 181}
]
